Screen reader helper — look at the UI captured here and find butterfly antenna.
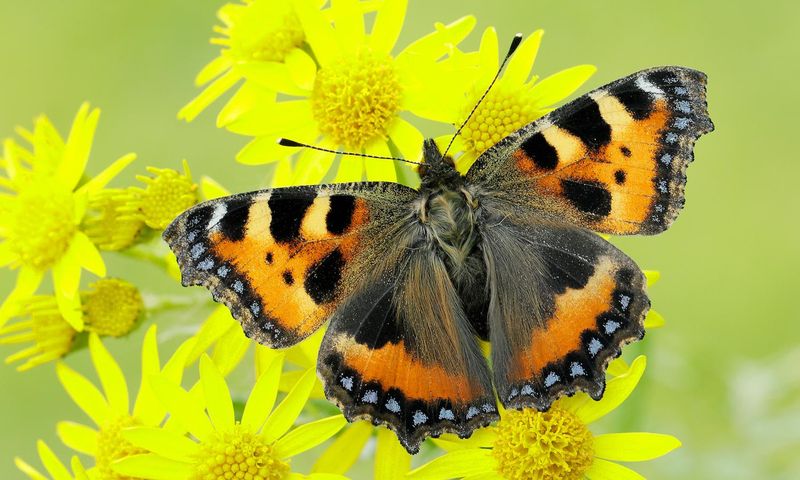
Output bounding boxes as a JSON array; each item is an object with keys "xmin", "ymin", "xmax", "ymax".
[
  {"xmin": 443, "ymin": 33, "xmax": 524, "ymax": 157},
  {"xmin": 277, "ymin": 138, "xmax": 422, "ymax": 166}
]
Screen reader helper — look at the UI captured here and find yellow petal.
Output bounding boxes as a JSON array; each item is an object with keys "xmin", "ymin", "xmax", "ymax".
[
  {"xmin": 187, "ymin": 306, "xmax": 236, "ymax": 365},
  {"xmin": 57, "ymin": 421, "xmax": 97, "ymax": 455},
  {"xmin": 226, "ymin": 100, "xmax": 314, "ymax": 137},
  {"xmin": 76, "ymin": 153, "xmax": 136, "ymax": 196},
  {"xmin": 477, "ymin": 27, "xmax": 500, "ymax": 85},
  {"xmin": 241, "ymin": 354, "xmax": 285, "ymax": 431},
  {"xmin": 255, "ymin": 343, "xmax": 283, "ymax": 377},
  {"xmin": 272, "ymin": 157, "xmax": 296, "ymax": 187},
  {"xmin": 461, "ymin": 474, "xmax": 498, "ymax": 480},
  {"xmin": 285, "ymin": 49, "xmax": 317, "ymax": 91},
  {"xmin": 606, "ymin": 357, "xmax": 630, "ymax": 377},
  {"xmin": 594, "ymin": 433, "xmax": 681, "ymax": 462},
  {"xmin": 261, "ymin": 368, "xmax": 317, "ymax": 442},
  {"xmin": 52, "ymin": 253, "xmax": 81, "ymax": 300},
  {"xmin": 88, "ymin": 333, "xmax": 129, "ymax": 414},
  {"xmin": 196, "ymin": 55, "xmax": 233, "ymax": 86},
  {"xmin": 572, "ymin": 355, "xmax": 646, "ymax": 424},
  {"xmin": 122, "ymin": 427, "xmax": 200, "ymax": 462},
  {"xmin": 375, "ymin": 427, "xmax": 411, "ymax": 480},
  {"xmin": 312, "ymin": 421, "xmax": 373, "ymax": 474},
  {"xmin": 210, "ymin": 325, "xmax": 250, "ymax": 376},
  {"xmin": 293, "ymin": 0, "xmax": 340, "ymax": 67},
  {"xmin": 364, "ymin": 140, "xmax": 397, "ymax": 182},
  {"xmin": 503, "ymin": 30, "xmax": 543, "ymax": 87},
  {"xmin": 70, "ymin": 457, "xmax": 90, "ymax": 480},
  {"xmin": 432, "ymin": 428, "xmax": 497, "ymax": 451},
  {"xmin": 56, "ymin": 362, "xmax": 111, "ymax": 426},
  {"xmin": 217, "ymin": 81, "xmax": 276, "ymax": 129},
  {"xmin": 333, "ymin": 157, "xmax": 364, "ymax": 182},
  {"xmin": 644, "ymin": 270, "xmax": 660, "ymax": 287},
  {"xmin": 74, "ymin": 231, "xmax": 106, "ymax": 277},
  {"xmin": 133, "ymin": 326, "xmax": 162, "ymax": 423},
  {"xmin": 59, "ymin": 104, "xmax": 99, "ymax": 191},
  {"xmin": 236, "ymin": 61, "xmax": 311, "ymax": 96},
  {"xmin": 585, "ymin": 458, "xmax": 645, "ymax": 480},
  {"xmin": 200, "ymin": 176, "xmax": 230, "ymax": 200},
  {"xmin": 14, "ymin": 457, "xmax": 47, "ymax": 480},
  {"xmin": 406, "ymin": 448, "xmax": 495, "ymax": 479},
  {"xmin": 397, "ymin": 16, "xmax": 476, "ymax": 64},
  {"xmin": 274, "ymin": 415, "xmax": 347, "ymax": 459},
  {"xmin": 0, "ymin": 267, "xmax": 43, "ymax": 326},
  {"xmin": 149, "ymin": 374, "xmax": 213, "ymax": 441},
  {"xmin": 369, "ymin": 0, "xmax": 406, "ymax": 54},
  {"xmin": 644, "ymin": 309, "xmax": 665, "ymax": 328},
  {"xmin": 529, "ymin": 65, "xmax": 597, "ymax": 107},
  {"xmin": 111, "ymin": 454, "xmax": 193, "ymax": 480},
  {"xmin": 178, "ymin": 70, "xmax": 242, "ymax": 122},
  {"xmin": 36, "ymin": 440, "xmax": 72, "ymax": 480},
  {"xmin": 292, "ymin": 139, "xmax": 338, "ymax": 185},
  {"xmin": 237, "ymin": 129, "xmax": 310, "ymax": 165},
  {"xmin": 199, "ymin": 354, "xmax": 235, "ymax": 431},
  {"xmin": 388, "ymin": 117, "xmax": 423, "ymax": 163},
  {"xmin": 330, "ymin": 0, "xmax": 364, "ymax": 50},
  {"xmin": 287, "ymin": 327, "xmax": 325, "ymax": 368},
  {"xmin": 55, "ymin": 288, "xmax": 83, "ymax": 331}
]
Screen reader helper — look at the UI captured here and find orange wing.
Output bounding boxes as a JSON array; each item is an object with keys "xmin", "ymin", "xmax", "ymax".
[
  {"xmin": 467, "ymin": 66, "xmax": 713, "ymax": 235},
  {"xmin": 164, "ymin": 183, "xmax": 415, "ymax": 348}
]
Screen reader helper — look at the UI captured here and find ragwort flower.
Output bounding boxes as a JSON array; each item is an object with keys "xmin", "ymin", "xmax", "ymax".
[
  {"xmin": 15, "ymin": 440, "xmax": 90, "ymax": 480},
  {"xmin": 0, "ymin": 103, "xmax": 136, "ymax": 328},
  {"xmin": 113, "ymin": 355, "xmax": 347, "ymax": 480},
  {"xmin": 56, "ymin": 326, "xmax": 196, "ymax": 479},
  {"xmin": 408, "ymin": 357, "xmax": 681, "ymax": 480},
  {"xmin": 436, "ymin": 28, "xmax": 596, "ymax": 172},
  {"xmin": 219, "ymin": 0, "xmax": 477, "ymax": 183}
]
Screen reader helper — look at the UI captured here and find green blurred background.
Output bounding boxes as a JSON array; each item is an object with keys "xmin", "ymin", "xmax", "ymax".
[{"xmin": 1, "ymin": 1, "xmax": 798, "ymax": 478}]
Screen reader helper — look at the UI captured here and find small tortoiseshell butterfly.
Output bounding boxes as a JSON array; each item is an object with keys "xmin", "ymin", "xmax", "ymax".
[{"xmin": 165, "ymin": 55, "xmax": 712, "ymax": 452}]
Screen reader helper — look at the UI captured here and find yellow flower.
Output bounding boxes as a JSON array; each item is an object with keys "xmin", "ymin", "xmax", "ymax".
[
  {"xmin": 82, "ymin": 188, "xmax": 144, "ymax": 251},
  {"xmin": 407, "ymin": 356, "xmax": 681, "ymax": 480},
  {"xmin": 435, "ymin": 28, "xmax": 596, "ymax": 172},
  {"xmin": 15, "ymin": 440, "xmax": 90, "ymax": 480},
  {"xmin": 126, "ymin": 160, "xmax": 198, "ymax": 230},
  {"xmin": 0, "ymin": 103, "xmax": 136, "ymax": 328},
  {"xmin": 0, "ymin": 295, "xmax": 78, "ymax": 371},
  {"xmin": 313, "ymin": 424, "xmax": 411, "ymax": 479},
  {"xmin": 82, "ymin": 278, "xmax": 144, "ymax": 337},
  {"xmin": 56, "ymin": 326, "xmax": 196, "ymax": 479},
  {"xmin": 179, "ymin": 0, "xmax": 383, "ymax": 122},
  {"xmin": 218, "ymin": 0, "xmax": 476, "ymax": 184},
  {"xmin": 113, "ymin": 355, "xmax": 348, "ymax": 480}
]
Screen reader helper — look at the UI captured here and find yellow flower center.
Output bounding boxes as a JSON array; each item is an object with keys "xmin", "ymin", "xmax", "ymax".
[
  {"xmin": 492, "ymin": 406, "xmax": 594, "ymax": 480},
  {"xmin": 135, "ymin": 167, "xmax": 197, "ymax": 230},
  {"xmin": 192, "ymin": 425, "xmax": 289, "ymax": 480},
  {"xmin": 458, "ymin": 85, "xmax": 542, "ymax": 162},
  {"xmin": 310, "ymin": 48, "xmax": 402, "ymax": 150},
  {"xmin": 83, "ymin": 189, "xmax": 143, "ymax": 251},
  {"xmin": 96, "ymin": 415, "xmax": 147, "ymax": 480},
  {"xmin": 6, "ymin": 176, "xmax": 76, "ymax": 270},
  {"xmin": 83, "ymin": 279, "xmax": 143, "ymax": 337}
]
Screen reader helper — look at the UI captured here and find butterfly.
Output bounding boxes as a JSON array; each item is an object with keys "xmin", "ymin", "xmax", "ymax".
[{"xmin": 165, "ymin": 64, "xmax": 712, "ymax": 453}]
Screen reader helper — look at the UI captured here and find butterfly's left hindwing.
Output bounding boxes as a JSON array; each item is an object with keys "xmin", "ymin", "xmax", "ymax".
[{"xmin": 164, "ymin": 183, "xmax": 416, "ymax": 348}]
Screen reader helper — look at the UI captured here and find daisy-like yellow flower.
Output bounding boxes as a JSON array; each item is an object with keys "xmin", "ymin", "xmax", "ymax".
[
  {"xmin": 15, "ymin": 440, "xmax": 90, "ymax": 480},
  {"xmin": 56, "ymin": 326, "xmax": 196, "ymax": 479},
  {"xmin": 435, "ymin": 28, "xmax": 596, "ymax": 172},
  {"xmin": 125, "ymin": 160, "xmax": 198, "ymax": 230},
  {"xmin": 407, "ymin": 356, "xmax": 681, "ymax": 480},
  {"xmin": 82, "ymin": 188, "xmax": 144, "ymax": 251},
  {"xmin": 113, "ymin": 355, "xmax": 348, "ymax": 480},
  {"xmin": 0, "ymin": 103, "xmax": 136, "ymax": 328},
  {"xmin": 0, "ymin": 278, "xmax": 144, "ymax": 371},
  {"xmin": 218, "ymin": 0, "xmax": 476, "ymax": 184},
  {"xmin": 180, "ymin": 0, "xmax": 384, "ymax": 123}
]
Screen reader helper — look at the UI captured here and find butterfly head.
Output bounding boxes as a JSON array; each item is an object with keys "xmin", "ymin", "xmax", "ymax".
[{"xmin": 419, "ymin": 138, "xmax": 461, "ymax": 190}]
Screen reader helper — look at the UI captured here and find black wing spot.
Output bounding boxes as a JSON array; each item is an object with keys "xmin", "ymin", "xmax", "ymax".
[
  {"xmin": 282, "ymin": 271, "xmax": 294, "ymax": 285},
  {"xmin": 560, "ymin": 179, "xmax": 612, "ymax": 217},
  {"xmin": 521, "ymin": 132, "xmax": 559, "ymax": 170},
  {"xmin": 326, "ymin": 195, "xmax": 357, "ymax": 235},
  {"xmin": 613, "ymin": 80, "xmax": 655, "ymax": 120},
  {"xmin": 265, "ymin": 252, "xmax": 273, "ymax": 264},
  {"xmin": 305, "ymin": 248, "xmax": 344, "ymax": 304},
  {"xmin": 614, "ymin": 170, "xmax": 627, "ymax": 185},
  {"xmin": 219, "ymin": 198, "xmax": 252, "ymax": 242},
  {"xmin": 620, "ymin": 146, "xmax": 632, "ymax": 157},
  {"xmin": 556, "ymin": 96, "xmax": 611, "ymax": 151},
  {"xmin": 269, "ymin": 195, "xmax": 315, "ymax": 243}
]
